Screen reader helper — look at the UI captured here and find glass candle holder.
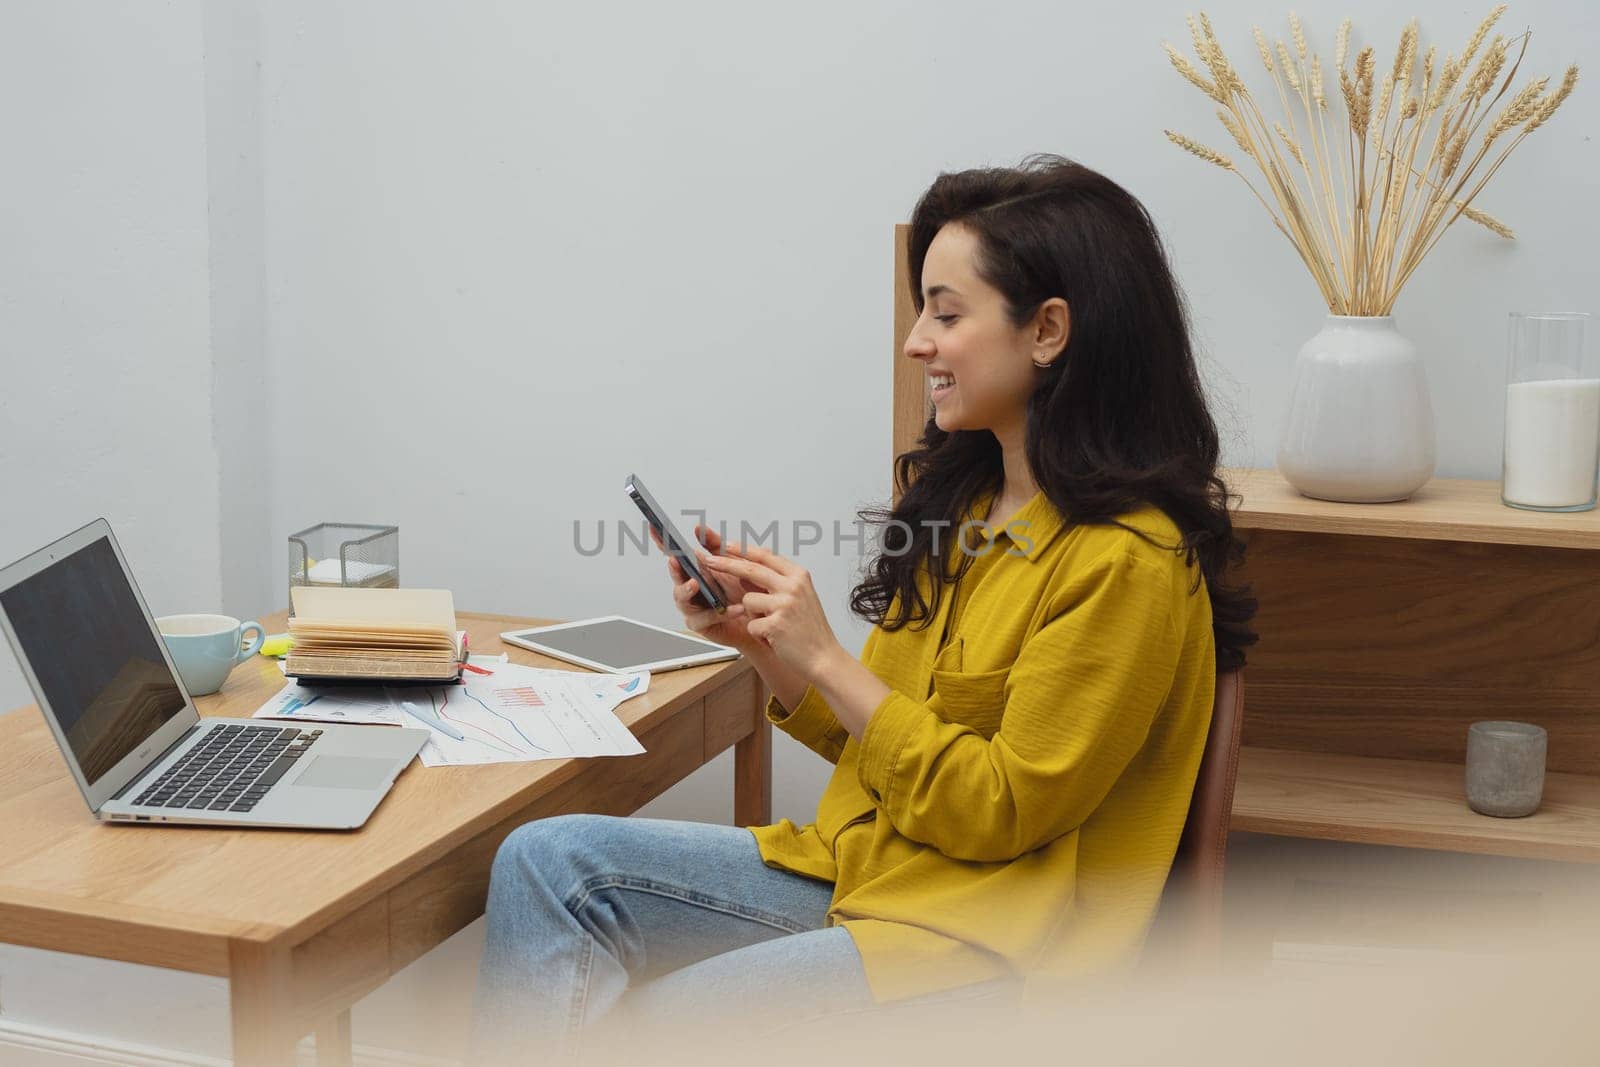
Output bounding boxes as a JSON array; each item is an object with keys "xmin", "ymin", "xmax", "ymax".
[{"xmin": 1501, "ymin": 312, "xmax": 1598, "ymax": 512}]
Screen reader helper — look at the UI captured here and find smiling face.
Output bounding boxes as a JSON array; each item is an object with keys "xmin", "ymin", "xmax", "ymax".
[{"xmin": 903, "ymin": 223, "xmax": 1069, "ymax": 439}]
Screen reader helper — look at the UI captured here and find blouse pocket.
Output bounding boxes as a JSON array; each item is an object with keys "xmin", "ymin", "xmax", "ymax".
[{"xmin": 930, "ymin": 665, "xmax": 1011, "ymax": 738}]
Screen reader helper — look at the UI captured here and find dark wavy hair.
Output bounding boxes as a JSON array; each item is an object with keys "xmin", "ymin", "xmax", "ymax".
[{"xmin": 850, "ymin": 154, "xmax": 1257, "ymax": 673}]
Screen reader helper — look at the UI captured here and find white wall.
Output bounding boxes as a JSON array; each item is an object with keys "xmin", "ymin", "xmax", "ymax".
[
  {"xmin": 205, "ymin": 0, "xmax": 279, "ymax": 625},
  {"xmin": 0, "ymin": 2, "xmax": 221, "ymax": 711},
  {"xmin": 1, "ymin": 0, "xmax": 1597, "ymax": 1061}
]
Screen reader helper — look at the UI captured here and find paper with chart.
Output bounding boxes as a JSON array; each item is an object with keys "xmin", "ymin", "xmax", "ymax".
[
  {"xmin": 253, "ymin": 682, "xmax": 406, "ymax": 726},
  {"xmin": 406, "ymin": 663, "xmax": 649, "ymax": 767},
  {"xmin": 251, "ymin": 661, "xmax": 649, "ymax": 765}
]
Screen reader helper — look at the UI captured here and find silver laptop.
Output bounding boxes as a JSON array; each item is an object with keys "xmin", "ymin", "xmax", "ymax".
[{"xmin": 0, "ymin": 519, "xmax": 428, "ymax": 829}]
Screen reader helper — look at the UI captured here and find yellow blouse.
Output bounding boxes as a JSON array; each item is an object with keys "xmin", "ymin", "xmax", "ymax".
[{"xmin": 749, "ymin": 492, "xmax": 1216, "ymax": 1001}]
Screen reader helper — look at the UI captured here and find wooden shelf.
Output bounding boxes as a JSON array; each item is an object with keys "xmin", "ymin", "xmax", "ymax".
[
  {"xmin": 1224, "ymin": 466, "xmax": 1600, "ymax": 551},
  {"xmin": 1232, "ymin": 746, "xmax": 1600, "ymax": 863}
]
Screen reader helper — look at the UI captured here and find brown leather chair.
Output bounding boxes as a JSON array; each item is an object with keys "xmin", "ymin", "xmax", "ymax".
[{"xmin": 1144, "ymin": 670, "xmax": 1245, "ymax": 973}]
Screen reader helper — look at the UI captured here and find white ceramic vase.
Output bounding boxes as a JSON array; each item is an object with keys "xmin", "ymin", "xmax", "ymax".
[{"xmin": 1276, "ymin": 315, "xmax": 1436, "ymax": 502}]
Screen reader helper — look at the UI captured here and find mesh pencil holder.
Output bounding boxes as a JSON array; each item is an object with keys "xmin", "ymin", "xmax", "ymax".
[{"xmin": 288, "ymin": 523, "xmax": 400, "ymax": 614}]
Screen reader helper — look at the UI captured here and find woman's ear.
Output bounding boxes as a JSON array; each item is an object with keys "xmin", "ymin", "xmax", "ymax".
[{"xmin": 1032, "ymin": 298, "xmax": 1071, "ymax": 367}]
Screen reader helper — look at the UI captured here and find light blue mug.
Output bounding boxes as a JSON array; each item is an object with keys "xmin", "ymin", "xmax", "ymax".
[{"xmin": 156, "ymin": 614, "xmax": 266, "ymax": 697}]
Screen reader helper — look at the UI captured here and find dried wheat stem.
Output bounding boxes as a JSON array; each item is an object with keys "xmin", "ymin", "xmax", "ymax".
[
  {"xmin": 1438, "ymin": 32, "xmax": 1530, "ymax": 215},
  {"xmin": 1295, "ymin": 26, "xmax": 1353, "ymax": 286},
  {"xmin": 1460, "ymin": 35, "xmax": 1508, "ymax": 104},
  {"xmin": 1394, "ymin": 20, "xmax": 1419, "ymax": 87},
  {"xmin": 1460, "ymin": 4, "xmax": 1507, "ymax": 73},
  {"xmin": 1217, "ymin": 109, "xmax": 1252, "ymax": 153},
  {"xmin": 1372, "ymin": 22, "xmax": 1428, "ymax": 304},
  {"xmin": 1275, "ymin": 41, "xmax": 1302, "ymax": 92},
  {"xmin": 1391, "ymin": 37, "xmax": 1456, "ymax": 290},
  {"xmin": 1487, "ymin": 77, "xmax": 1549, "ymax": 140},
  {"xmin": 1458, "ymin": 202, "xmax": 1514, "ymax": 238},
  {"xmin": 1413, "ymin": 63, "xmax": 1576, "ymax": 266},
  {"xmin": 1252, "ymin": 27, "xmax": 1274, "ymax": 73},
  {"xmin": 1391, "ymin": 24, "xmax": 1526, "ymax": 298},
  {"xmin": 1235, "ymin": 89, "xmax": 1344, "ymax": 301},
  {"xmin": 1166, "ymin": 43, "xmax": 1225, "ymax": 103},
  {"xmin": 1378, "ymin": 141, "xmax": 1515, "ymax": 249},
  {"xmin": 1166, "ymin": 127, "xmax": 1327, "ymax": 284},
  {"xmin": 1371, "ymin": 73, "xmax": 1395, "ymax": 149},
  {"xmin": 1237, "ymin": 66, "xmax": 1346, "ymax": 301},
  {"xmin": 1274, "ymin": 123, "xmax": 1306, "ymax": 166},
  {"xmin": 1526, "ymin": 63, "xmax": 1579, "ymax": 131},
  {"xmin": 1240, "ymin": 83, "xmax": 1347, "ymax": 302},
  {"xmin": 1165, "ymin": 130, "xmax": 1234, "ymax": 170},
  {"xmin": 1393, "ymin": 61, "xmax": 1575, "ymax": 301}
]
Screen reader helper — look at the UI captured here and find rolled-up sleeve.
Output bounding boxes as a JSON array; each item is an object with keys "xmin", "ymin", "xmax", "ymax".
[
  {"xmin": 856, "ymin": 547, "xmax": 1182, "ymax": 863},
  {"xmin": 767, "ymin": 685, "xmax": 850, "ymax": 764}
]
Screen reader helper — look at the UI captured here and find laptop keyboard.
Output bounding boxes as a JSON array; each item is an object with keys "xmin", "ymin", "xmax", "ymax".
[{"xmin": 132, "ymin": 724, "xmax": 323, "ymax": 814}]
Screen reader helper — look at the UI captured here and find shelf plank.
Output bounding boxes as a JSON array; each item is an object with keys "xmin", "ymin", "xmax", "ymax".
[
  {"xmin": 1224, "ymin": 466, "xmax": 1600, "ymax": 550},
  {"xmin": 1232, "ymin": 746, "xmax": 1600, "ymax": 863}
]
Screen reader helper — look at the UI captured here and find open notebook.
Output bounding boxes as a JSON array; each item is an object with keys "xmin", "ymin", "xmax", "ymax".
[{"xmin": 285, "ymin": 587, "xmax": 463, "ymax": 684}]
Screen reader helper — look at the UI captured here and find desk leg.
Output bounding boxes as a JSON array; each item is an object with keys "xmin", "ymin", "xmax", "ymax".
[
  {"xmin": 733, "ymin": 688, "xmax": 771, "ymax": 827},
  {"xmin": 229, "ymin": 941, "xmax": 298, "ymax": 1067},
  {"xmin": 315, "ymin": 1010, "xmax": 354, "ymax": 1067}
]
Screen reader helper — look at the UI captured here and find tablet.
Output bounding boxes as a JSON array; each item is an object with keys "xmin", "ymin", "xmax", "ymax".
[{"xmin": 500, "ymin": 616, "xmax": 740, "ymax": 674}]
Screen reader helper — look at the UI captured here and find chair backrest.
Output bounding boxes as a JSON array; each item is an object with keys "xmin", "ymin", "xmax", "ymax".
[{"xmin": 1148, "ymin": 669, "xmax": 1245, "ymax": 969}]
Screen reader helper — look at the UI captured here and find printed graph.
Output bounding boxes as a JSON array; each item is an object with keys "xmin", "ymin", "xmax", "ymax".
[
  {"xmin": 254, "ymin": 664, "xmax": 648, "ymax": 767},
  {"xmin": 492, "ymin": 686, "xmax": 546, "ymax": 708}
]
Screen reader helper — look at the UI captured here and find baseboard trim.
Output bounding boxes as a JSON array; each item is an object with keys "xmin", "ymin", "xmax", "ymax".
[
  {"xmin": 0, "ymin": 1017, "xmax": 226, "ymax": 1067},
  {"xmin": 0, "ymin": 1017, "xmax": 459, "ymax": 1067}
]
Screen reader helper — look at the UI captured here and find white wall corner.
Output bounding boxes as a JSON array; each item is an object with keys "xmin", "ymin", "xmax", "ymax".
[{"xmin": 201, "ymin": 0, "xmax": 277, "ymax": 621}]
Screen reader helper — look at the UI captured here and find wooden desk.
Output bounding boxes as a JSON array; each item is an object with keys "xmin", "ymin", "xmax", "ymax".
[{"xmin": 0, "ymin": 611, "xmax": 770, "ymax": 1066}]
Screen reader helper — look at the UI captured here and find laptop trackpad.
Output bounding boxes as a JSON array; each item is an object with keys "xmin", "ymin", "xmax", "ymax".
[{"xmin": 293, "ymin": 756, "xmax": 394, "ymax": 790}]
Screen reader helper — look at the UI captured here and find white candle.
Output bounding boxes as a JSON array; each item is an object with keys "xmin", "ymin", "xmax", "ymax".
[{"xmin": 1502, "ymin": 378, "xmax": 1600, "ymax": 507}]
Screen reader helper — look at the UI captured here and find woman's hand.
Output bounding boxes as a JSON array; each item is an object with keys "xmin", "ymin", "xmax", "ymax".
[
  {"xmin": 699, "ymin": 542, "xmax": 844, "ymax": 680},
  {"xmin": 659, "ymin": 525, "xmax": 765, "ymax": 657}
]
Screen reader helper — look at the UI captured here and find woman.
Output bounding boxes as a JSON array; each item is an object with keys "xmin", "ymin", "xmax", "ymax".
[{"xmin": 473, "ymin": 154, "xmax": 1257, "ymax": 1056}]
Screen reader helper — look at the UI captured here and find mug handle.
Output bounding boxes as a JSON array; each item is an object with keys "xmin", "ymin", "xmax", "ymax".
[{"xmin": 236, "ymin": 620, "xmax": 266, "ymax": 663}]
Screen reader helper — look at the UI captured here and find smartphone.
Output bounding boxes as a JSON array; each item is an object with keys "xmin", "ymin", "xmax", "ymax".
[{"xmin": 624, "ymin": 474, "xmax": 729, "ymax": 613}]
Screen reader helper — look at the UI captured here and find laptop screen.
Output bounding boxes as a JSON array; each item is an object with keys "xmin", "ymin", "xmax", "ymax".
[{"xmin": 0, "ymin": 536, "xmax": 186, "ymax": 785}]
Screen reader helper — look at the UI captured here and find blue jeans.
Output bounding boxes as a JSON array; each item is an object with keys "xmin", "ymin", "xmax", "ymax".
[{"xmin": 472, "ymin": 813, "xmax": 876, "ymax": 1060}]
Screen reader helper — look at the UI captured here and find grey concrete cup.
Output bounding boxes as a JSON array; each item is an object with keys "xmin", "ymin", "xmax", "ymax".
[{"xmin": 1465, "ymin": 721, "xmax": 1548, "ymax": 818}]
